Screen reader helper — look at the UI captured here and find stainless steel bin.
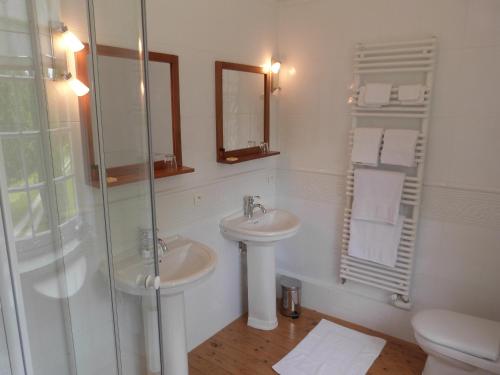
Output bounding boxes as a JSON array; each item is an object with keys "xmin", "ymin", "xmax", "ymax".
[{"xmin": 280, "ymin": 276, "xmax": 302, "ymax": 319}]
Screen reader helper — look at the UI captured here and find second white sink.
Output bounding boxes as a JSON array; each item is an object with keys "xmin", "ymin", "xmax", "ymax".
[
  {"xmin": 220, "ymin": 208, "xmax": 301, "ymax": 331},
  {"xmin": 220, "ymin": 209, "xmax": 300, "ymax": 244}
]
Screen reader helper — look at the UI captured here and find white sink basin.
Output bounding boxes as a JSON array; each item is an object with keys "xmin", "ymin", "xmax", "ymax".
[
  {"xmin": 109, "ymin": 235, "xmax": 217, "ymax": 375},
  {"xmin": 112, "ymin": 235, "xmax": 217, "ymax": 296},
  {"xmin": 220, "ymin": 209, "xmax": 301, "ymax": 244}
]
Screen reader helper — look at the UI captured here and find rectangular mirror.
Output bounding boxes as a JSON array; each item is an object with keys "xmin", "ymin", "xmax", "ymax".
[
  {"xmin": 215, "ymin": 61, "xmax": 279, "ymax": 164},
  {"xmin": 75, "ymin": 45, "xmax": 193, "ymax": 187}
]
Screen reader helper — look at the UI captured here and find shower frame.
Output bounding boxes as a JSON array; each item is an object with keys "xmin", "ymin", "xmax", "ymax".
[{"xmin": 0, "ymin": 0, "xmax": 167, "ymax": 374}]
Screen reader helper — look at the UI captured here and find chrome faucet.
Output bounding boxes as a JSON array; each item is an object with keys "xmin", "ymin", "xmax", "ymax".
[
  {"xmin": 243, "ymin": 195, "xmax": 267, "ymax": 219},
  {"xmin": 158, "ymin": 237, "xmax": 168, "ymax": 257}
]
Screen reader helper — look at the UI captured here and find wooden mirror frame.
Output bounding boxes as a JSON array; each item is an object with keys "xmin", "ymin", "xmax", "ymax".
[
  {"xmin": 215, "ymin": 61, "xmax": 279, "ymax": 164},
  {"xmin": 75, "ymin": 44, "xmax": 193, "ymax": 187}
]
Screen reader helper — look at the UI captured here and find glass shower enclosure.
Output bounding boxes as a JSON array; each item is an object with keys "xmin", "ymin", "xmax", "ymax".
[{"xmin": 0, "ymin": 0, "xmax": 165, "ymax": 374}]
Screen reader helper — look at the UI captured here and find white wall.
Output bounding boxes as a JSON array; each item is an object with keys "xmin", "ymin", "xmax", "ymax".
[{"xmin": 275, "ymin": 0, "xmax": 500, "ymax": 341}]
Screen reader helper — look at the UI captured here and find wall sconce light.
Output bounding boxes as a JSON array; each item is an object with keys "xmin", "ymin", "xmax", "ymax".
[
  {"xmin": 271, "ymin": 58, "xmax": 281, "ymax": 94},
  {"xmin": 63, "ymin": 73, "xmax": 89, "ymax": 97},
  {"xmin": 271, "ymin": 61, "xmax": 281, "ymax": 74},
  {"xmin": 61, "ymin": 27, "xmax": 84, "ymax": 52},
  {"xmin": 52, "ymin": 22, "xmax": 84, "ymax": 52},
  {"xmin": 49, "ymin": 22, "xmax": 89, "ymax": 96}
]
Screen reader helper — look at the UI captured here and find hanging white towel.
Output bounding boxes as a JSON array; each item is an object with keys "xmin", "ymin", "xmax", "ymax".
[
  {"xmin": 273, "ymin": 319, "xmax": 386, "ymax": 375},
  {"xmin": 348, "ymin": 215, "xmax": 404, "ymax": 267},
  {"xmin": 351, "ymin": 169, "xmax": 405, "ymax": 225},
  {"xmin": 398, "ymin": 84, "xmax": 425, "ymax": 104},
  {"xmin": 358, "ymin": 83, "xmax": 392, "ymax": 106},
  {"xmin": 381, "ymin": 129, "xmax": 420, "ymax": 167},
  {"xmin": 351, "ymin": 128, "xmax": 384, "ymax": 166}
]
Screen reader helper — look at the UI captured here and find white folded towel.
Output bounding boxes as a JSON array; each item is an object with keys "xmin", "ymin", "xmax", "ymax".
[
  {"xmin": 381, "ymin": 129, "xmax": 420, "ymax": 167},
  {"xmin": 351, "ymin": 128, "xmax": 384, "ymax": 166},
  {"xmin": 351, "ymin": 169, "xmax": 405, "ymax": 225},
  {"xmin": 398, "ymin": 84, "xmax": 425, "ymax": 104},
  {"xmin": 358, "ymin": 83, "xmax": 392, "ymax": 107},
  {"xmin": 348, "ymin": 215, "xmax": 404, "ymax": 267},
  {"xmin": 357, "ymin": 87, "xmax": 380, "ymax": 108}
]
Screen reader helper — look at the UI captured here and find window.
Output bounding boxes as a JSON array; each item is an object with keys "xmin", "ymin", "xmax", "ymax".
[{"xmin": 0, "ymin": 31, "xmax": 79, "ymax": 251}]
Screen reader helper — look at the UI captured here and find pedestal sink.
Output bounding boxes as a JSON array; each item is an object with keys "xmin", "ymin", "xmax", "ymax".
[
  {"xmin": 111, "ymin": 235, "xmax": 217, "ymax": 375},
  {"xmin": 220, "ymin": 209, "xmax": 300, "ymax": 330}
]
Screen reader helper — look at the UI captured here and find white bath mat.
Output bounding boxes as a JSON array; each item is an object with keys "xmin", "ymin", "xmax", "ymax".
[{"xmin": 273, "ymin": 319, "xmax": 386, "ymax": 375}]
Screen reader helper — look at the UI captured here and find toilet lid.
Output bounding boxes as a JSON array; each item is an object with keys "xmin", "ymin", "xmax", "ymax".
[{"xmin": 412, "ymin": 309, "xmax": 500, "ymax": 361}]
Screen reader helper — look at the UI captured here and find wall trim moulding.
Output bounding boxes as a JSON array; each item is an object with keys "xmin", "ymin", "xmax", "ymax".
[
  {"xmin": 277, "ymin": 168, "xmax": 500, "ymax": 228},
  {"xmin": 277, "ymin": 167, "xmax": 500, "ymax": 196}
]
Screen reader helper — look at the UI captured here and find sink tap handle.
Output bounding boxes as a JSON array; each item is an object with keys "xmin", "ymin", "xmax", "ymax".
[{"xmin": 157, "ymin": 237, "xmax": 168, "ymax": 257}]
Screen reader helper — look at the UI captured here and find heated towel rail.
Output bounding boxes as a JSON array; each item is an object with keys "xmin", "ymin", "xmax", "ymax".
[{"xmin": 340, "ymin": 37, "xmax": 437, "ymax": 308}]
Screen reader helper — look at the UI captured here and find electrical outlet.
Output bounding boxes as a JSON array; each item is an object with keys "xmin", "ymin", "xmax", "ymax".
[
  {"xmin": 193, "ymin": 193, "xmax": 203, "ymax": 207},
  {"xmin": 267, "ymin": 174, "xmax": 275, "ymax": 184}
]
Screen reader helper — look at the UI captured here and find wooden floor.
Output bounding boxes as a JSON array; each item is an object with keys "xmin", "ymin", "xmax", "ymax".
[{"xmin": 188, "ymin": 307, "xmax": 426, "ymax": 374}]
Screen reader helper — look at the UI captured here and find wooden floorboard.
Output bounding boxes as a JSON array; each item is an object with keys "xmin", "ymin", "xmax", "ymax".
[{"xmin": 188, "ymin": 307, "xmax": 426, "ymax": 374}]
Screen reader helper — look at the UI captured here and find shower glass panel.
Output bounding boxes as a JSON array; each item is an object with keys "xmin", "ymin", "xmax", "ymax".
[
  {"xmin": 0, "ymin": 306, "xmax": 12, "ymax": 375},
  {"xmin": 0, "ymin": 0, "xmax": 163, "ymax": 374},
  {"xmin": 90, "ymin": 0, "xmax": 164, "ymax": 374},
  {"xmin": 1, "ymin": 1, "xmax": 71, "ymax": 373}
]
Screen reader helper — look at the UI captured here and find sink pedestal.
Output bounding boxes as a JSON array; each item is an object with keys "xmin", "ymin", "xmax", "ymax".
[
  {"xmin": 161, "ymin": 293, "xmax": 189, "ymax": 375},
  {"xmin": 246, "ymin": 244, "xmax": 278, "ymax": 330},
  {"xmin": 143, "ymin": 293, "xmax": 189, "ymax": 375},
  {"xmin": 142, "ymin": 295, "xmax": 161, "ymax": 373}
]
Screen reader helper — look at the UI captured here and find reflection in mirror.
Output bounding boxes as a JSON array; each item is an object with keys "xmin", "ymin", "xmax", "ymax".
[
  {"xmin": 75, "ymin": 46, "xmax": 193, "ymax": 187},
  {"xmin": 222, "ymin": 70, "xmax": 264, "ymax": 151},
  {"xmin": 97, "ymin": 55, "xmax": 147, "ymax": 167},
  {"xmin": 215, "ymin": 61, "xmax": 279, "ymax": 164},
  {"xmin": 150, "ymin": 61, "xmax": 173, "ymax": 159}
]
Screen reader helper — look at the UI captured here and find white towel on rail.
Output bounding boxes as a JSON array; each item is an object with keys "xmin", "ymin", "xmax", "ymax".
[
  {"xmin": 398, "ymin": 84, "xmax": 425, "ymax": 104},
  {"xmin": 357, "ymin": 87, "xmax": 380, "ymax": 108},
  {"xmin": 358, "ymin": 83, "xmax": 392, "ymax": 106},
  {"xmin": 381, "ymin": 129, "xmax": 420, "ymax": 167},
  {"xmin": 348, "ymin": 215, "xmax": 404, "ymax": 267},
  {"xmin": 351, "ymin": 169, "xmax": 405, "ymax": 225},
  {"xmin": 351, "ymin": 127, "xmax": 384, "ymax": 166}
]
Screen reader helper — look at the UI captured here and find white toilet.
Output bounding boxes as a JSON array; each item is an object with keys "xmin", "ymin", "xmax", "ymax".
[{"xmin": 412, "ymin": 309, "xmax": 500, "ymax": 375}]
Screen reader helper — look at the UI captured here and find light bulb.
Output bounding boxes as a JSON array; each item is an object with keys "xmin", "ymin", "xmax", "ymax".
[
  {"xmin": 261, "ymin": 62, "xmax": 271, "ymax": 73},
  {"xmin": 68, "ymin": 77, "xmax": 89, "ymax": 96},
  {"xmin": 64, "ymin": 73, "xmax": 89, "ymax": 96},
  {"xmin": 271, "ymin": 61, "xmax": 281, "ymax": 74},
  {"xmin": 62, "ymin": 29, "xmax": 84, "ymax": 52}
]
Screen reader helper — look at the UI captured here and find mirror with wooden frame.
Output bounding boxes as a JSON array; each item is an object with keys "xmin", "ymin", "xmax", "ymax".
[
  {"xmin": 75, "ymin": 44, "xmax": 194, "ymax": 187},
  {"xmin": 215, "ymin": 61, "xmax": 279, "ymax": 164}
]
